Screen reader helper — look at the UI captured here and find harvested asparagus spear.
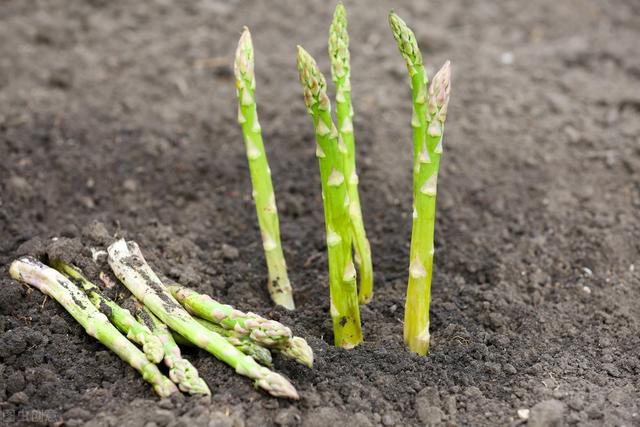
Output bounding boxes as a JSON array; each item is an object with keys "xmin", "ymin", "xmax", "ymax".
[
  {"xmin": 297, "ymin": 46, "xmax": 363, "ymax": 348},
  {"xmin": 193, "ymin": 317, "xmax": 273, "ymax": 367},
  {"xmin": 168, "ymin": 284, "xmax": 313, "ymax": 368},
  {"xmin": 107, "ymin": 239, "xmax": 298, "ymax": 399},
  {"xmin": 52, "ymin": 260, "xmax": 164, "ymax": 364},
  {"xmin": 234, "ymin": 27, "xmax": 295, "ymax": 310},
  {"xmin": 133, "ymin": 302, "xmax": 211, "ymax": 395},
  {"xmin": 329, "ymin": 1, "xmax": 373, "ymax": 305},
  {"xmin": 389, "ymin": 12, "xmax": 452, "ymax": 355},
  {"xmin": 167, "ymin": 283, "xmax": 291, "ymax": 347},
  {"xmin": 9, "ymin": 257, "xmax": 178, "ymax": 397}
]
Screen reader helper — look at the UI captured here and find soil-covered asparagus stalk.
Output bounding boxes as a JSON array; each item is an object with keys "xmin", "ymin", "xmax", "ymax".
[
  {"xmin": 107, "ymin": 239, "xmax": 298, "ymax": 399},
  {"xmin": 133, "ymin": 302, "xmax": 211, "ymax": 395},
  {"xmin": 169, "ymin": 284, "xmax": 313, "ymax": 368},
  {"xmin": 52, "ymin": 260, "xmax": 164, "ymax": 364},
  {"xmin": 389, "ymin": 12, "xmax": 452, "ymax": 355},
  {"xmin": 297, "ymin": 46, "xmax": 363, "ymax": 348},
  {"xmin": 234, "ymin": 27, "xmax": 295, "ymax": 310},
  {"xmin": 193, "ymin": 317, "xmax": 273, "ymax": 367},
  {"xmin": 9, "ymin": 257, "xmax": 178, "ymax": 397},
  {"xmin": 329, "ymin": 1, "xmax": 373, "ymax": 305}
]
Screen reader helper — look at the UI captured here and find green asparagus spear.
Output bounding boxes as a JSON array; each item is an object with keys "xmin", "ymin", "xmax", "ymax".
[
  {"xmin": 329, "ymin": 1, "xmax": 373, "ymax": 305},
  {"xmin": 167, "ymin": 284, "xmax": 291, "ymax": 347},
  {"xmin": 166, "ymin": 310, "xmax": 274, "ymax": 367},
  {"xmin": 234, "ymin": 27, "xmax": 295, "ymax": 310},
  {"xmin": 389, "ymin": 12, "xmax": 451, "ymax": 355},
  {"xmin": 168, "ymin": 284, "xmax": 313, "ymax": 368},
  {"xmin": 193, "ymin": 317, "xmax": 273, "ymax": 367},
  {"xmin": 52, "ymin": 260, "xmax": 164, "ymax": 364},
  {"xmin": 9, "ymin": 257, "xmax": 178, "ymax": 397},
  {"xmin": 297, "ymin": 45, "xmax": 363, "ymax": 348},
  {"xmin": 107, "ymin": 239, "xmax": 298, "ymax": 399},
  {"xmin": 133, "ymin": 302, "xmax": 211, "ymax": 395}
]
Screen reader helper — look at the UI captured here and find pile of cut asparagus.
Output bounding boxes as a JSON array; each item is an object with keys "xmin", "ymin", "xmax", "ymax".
[{"xmin": 9, "ymin": 238, "xmax": 311, "ymax": 399}]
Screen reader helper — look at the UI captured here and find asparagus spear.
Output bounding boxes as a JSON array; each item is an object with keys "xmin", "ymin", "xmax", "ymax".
[
  {"xmin": 389, "ymin": 12, "xmax": 452, "ymax": 355},
  {"xmin": 51, "ymin": 260, "xmax": 164, "ymax": 364},
  {"xmin": 234, "ymin": 27, "xmax": 295, "ymax": 310},
  {"xmin": 297, "ymin": 45, "xmax": 363, "ymax": 348},
  {"xmin": 193, "ymin": 317, "xmax": 273, "ymax": 367},
  {"xmin": 133, "ymin": 302, "xmax": 211, "ymax": 395},
  {"xmin": 8, "ymin": 257, "xmax": 178, "ymax": 397},
  {"xmin": 167, "ymin": 283, "xmax": 291, "ymax": 347},
  {"xmin": 168, "ymin": 284, "xmax": 313, "ymax": 368},
  {"xmin": 329, "ymin": 1, "xmax": 374, "ymax": 305},
  {"xmin": 107, "ymin": 239, "xmax": 298, "ymax": 399}
]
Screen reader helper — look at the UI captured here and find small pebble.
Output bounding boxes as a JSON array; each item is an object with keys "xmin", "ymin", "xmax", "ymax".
[
  {"xmin": 517, "ymin": 408, "xmax": 530, "ymax": 420},
  {"xmin": 221, "ymin": 243, "xmax": 240, "ymax": 261}
]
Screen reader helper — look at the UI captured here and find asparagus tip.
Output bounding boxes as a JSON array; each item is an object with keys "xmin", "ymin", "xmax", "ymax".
[
  {"xmin": 261, "ymin": 371, "xmax": 300, "ymax": 399},
  {"xmin": 388, "ymin": 11, "xmax": 423, "ymax": 68},
  {"xmin": 280, "ymin": 337, "xmax": 314, "ymax": 368},
  {"xmin": 234, "ymin": 26, "xmax": 254, "ymax": 83}
]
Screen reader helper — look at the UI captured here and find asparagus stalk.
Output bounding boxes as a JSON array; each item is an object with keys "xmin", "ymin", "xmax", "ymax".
[
  {"xmin": 167, "ymin": 284, "xmax": 291, "ymax": 347},
  {"xmin": 389, "ymin": 12, "xmax": 452, "ymax": 355},
  {"xmin": 107, "ymin": 239, "xmax": 298, "ymax": 399},
  {"xmin": 8, "ymin": 257, "xmax": 178, "ymax": 397},
  {"xmin": 52, "ymin": 260, "xmax": 164, "ymax": 364},
  {"xmin": 193, "ymin": 317, "xmax": 273, "ymax": 367},
  {"xmin": 168, "ymin": 284, "xmax": 313, "ymax": 368},
  {"xmin": 329, "ymin": 1, "xmax": 374, "ymax": 304},
  {"xmin": 234, "ymin": 27, "xmax": 295, "ymax": 310},
  {"xmin": 297, "ymin": 46, "xmax": 363, "ymax": 348},
  {"xmin": 133, "ymin": 302, "xmax": 211, "ymax": 395}
]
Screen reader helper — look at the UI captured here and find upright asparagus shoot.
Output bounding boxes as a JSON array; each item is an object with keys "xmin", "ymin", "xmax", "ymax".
[
  {"xmin": 329, "ymin": 2, "xmax": 374, "ymax": 304},
  {"xmin": 9, "ymin": 257, "xmax": 178, "ymax": 397},
  {"xmin": 297, "ymin": 46, "xmax": 363, "ymax": 348},
  {"xmin": 234, "ymin": 27, "xmax": 295, "ymax": 310},
  {"xmin": 107, "ymin": 239, "xmax": 298, "ymax": 399},
  {"xmin": 389, "ymin": 12, "xmax": 451, "ymax": 355}
]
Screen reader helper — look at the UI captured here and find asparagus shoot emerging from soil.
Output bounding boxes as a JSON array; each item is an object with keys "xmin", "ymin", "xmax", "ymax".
[
  {"xmin": 169, "ymin": 284, "xmax": 313, "ymax": 368},
  {"xmin": 297, "ymin": 45, "xmax": 363, "ymax": 348},
  {"xmin": 389, "ymin": 12, "xmax": 452, "ymax": 355},
  {"xmin": 234, "ymin": 27, "xmax": 295, "ymax": 310},
  {"xmin": 52, "ymin": 260, "xmax": 164, "ymax": 364},
  {"xmin": 107, "ymin": 239, "xmax": 298, "ymax": 399},
  {"xmin": 8, "ymin": 257, "xmax": 178, "ymax": 397},
  {"xmin": 329, "ymin": 1, "xmax": 373, "ymax": 305},
  {"xmin": 133, "ymin": 302, "xmax": 211, "ymax": 395},
  {"xmin": 192, "ymin": 316, "xmax": 273, "ymax": 367}
]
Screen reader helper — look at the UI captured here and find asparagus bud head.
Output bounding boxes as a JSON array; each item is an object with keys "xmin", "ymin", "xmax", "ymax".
[
  {"xmin": 388, "ymin": 12, "xmax": 423, "ymax": 72},
  {"xmin": 428, "ymin": 60, "xmax": 451, "ymax": 123},
  {"xmin": 297, "ymin": 46, "xmax": 331, "ymax": 113},
  {"xmin": 234, "ymin": 26, "xmax": 255, "ymax": 89},
  {"xmin": 329, "ymin": 1, "xmax": 350, "ymax": 81}
]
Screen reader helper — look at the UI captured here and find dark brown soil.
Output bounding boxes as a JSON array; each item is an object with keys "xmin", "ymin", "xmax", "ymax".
[{"xmin": 1, "ymin": 1, "xmax": 639, "ymax": 426}]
